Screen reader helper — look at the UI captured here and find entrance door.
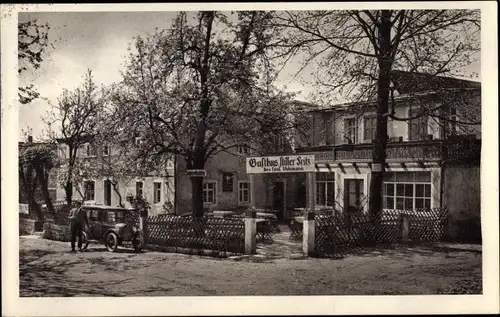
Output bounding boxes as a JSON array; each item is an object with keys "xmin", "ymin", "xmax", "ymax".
[
  {"xmin": 272, "ymin": 182, "xmax": 285, "ymax": 220},
  {"xmin": 104, "ymin": 180, "xmax": 112, "ymax": 206},
  {"xmin": 344, "ymin": 179, "xmax": 364, "ymax": 214}
]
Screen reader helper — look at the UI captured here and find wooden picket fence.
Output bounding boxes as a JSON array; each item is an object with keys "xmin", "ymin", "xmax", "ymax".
[
  {"xmin": 145, "ymin": 214, "xmax": 245, "ymax": 256},
  {"xmin": 314, "ymin": 208, "xmax": 448, "ymax": 257}
]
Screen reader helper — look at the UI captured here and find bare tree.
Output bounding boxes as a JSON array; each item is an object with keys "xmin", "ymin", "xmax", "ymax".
[
  {"xmin": 18, "ymin": 19, "xmax": 50, "ymax": 104},
  {"xmin": 108, "ymin": 11, "xmax": 304, "ymax": 217},
  {"xmin": 271, "ymin": 10, "xmax": 480, "ymax": 223},
  {"xmin": 45, "ymin": 69, "xmax": 105, "ymax": 205}
]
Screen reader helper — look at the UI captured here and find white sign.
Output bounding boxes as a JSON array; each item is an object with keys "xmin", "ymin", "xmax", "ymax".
[
  {"xmin": 371, "ymin": 163, "xmax": 383, "ymax": 172},
  {"xmin": 246, "ymin": 155, "xmax": 315, "ymax": 174},
  {"xmin": 19, "ymin": 203, "xmax": 29, "ymax": 214},
  {"xmin": 186, "ymin": 169, "xmax": 207, "ymax": 177}
]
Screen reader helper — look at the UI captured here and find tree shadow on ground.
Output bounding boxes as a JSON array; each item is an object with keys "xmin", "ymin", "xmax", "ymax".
[
  {"xmin": 82, "ymin": 246, "xmax": 142, "ymax": 254},
  {"xmin": 315, "ymin": 243, "xmax": 482, "ymax": 260},
  {"xmin": 19, "ymin": 249, "xmax": 58, "ymax": 262},
  {"xmin": 19, "ymin": 248, "xmax": 149, "ymax": 297}
]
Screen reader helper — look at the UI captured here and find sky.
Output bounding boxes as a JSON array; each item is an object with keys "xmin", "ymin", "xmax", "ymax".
[
  {"xmin": 18, "ymin": 11, "xmax": 313, "ymax": 140},
  {"xmin": 18, "ymin": 11, "xmax": 480, "ymax": 140}
]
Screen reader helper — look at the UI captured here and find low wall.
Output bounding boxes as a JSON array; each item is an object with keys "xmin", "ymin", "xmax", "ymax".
[
  {"xmin": 42, "ymin": 221, "xmax": 71, "ymax": 242},
  {"xmin": 443, "ymin": 166, "xmax": 481, "ymax": 243},
  {"xmin": 19, "ymin": 218, "xmax": 43, "ymax": 235}
]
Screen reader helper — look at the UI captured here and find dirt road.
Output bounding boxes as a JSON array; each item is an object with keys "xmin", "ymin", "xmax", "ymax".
[{"xmin": 19, "ymin": 236, "xmax": 482, "ymax": 296}]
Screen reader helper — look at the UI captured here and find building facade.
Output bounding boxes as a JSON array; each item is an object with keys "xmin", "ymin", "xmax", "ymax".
[
  {"xmin": 55, "ymin": 138, "xmax": 175, "ymax": 215},
  {"xmin": 293, "ymin": 73, "xmax": 481, "ymax": 240},
  {"xmin": 174, "ymin": 101, "xmax": 314, "ymax": 218},
  {"xmin": 174, "ymin": 73, "xmax": 481, "ymax": 234}
]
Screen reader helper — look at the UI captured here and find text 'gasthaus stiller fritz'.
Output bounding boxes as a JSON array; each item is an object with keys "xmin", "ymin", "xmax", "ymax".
[{"xmin": 246, "ymin": 155, "xmax": 315, "ymax": 174}]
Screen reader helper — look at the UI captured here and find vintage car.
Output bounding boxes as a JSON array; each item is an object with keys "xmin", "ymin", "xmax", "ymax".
[{"xmin": 80, "ymin": 205, "xmax": 143, "ymax": 252}]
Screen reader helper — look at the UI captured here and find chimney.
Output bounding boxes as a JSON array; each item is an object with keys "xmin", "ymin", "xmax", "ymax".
[{"xmin": 27, "ymin": 135, "xmax": 33, "ymax": 143}]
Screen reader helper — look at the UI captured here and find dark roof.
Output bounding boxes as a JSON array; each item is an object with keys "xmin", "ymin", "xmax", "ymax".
[
  {"xmin": 308, "ymin": 71, "xmax": 481, "ymax": 113},
  {"xmin": 55, "ymin": 134, "xmax": 95, "ymax": 144},
  {"xmin": 391, "ymin": 70, "xmax": 481, "ymax": 95},
  {"xmin": 18, "ymin": 141, "xmax": 53, "ymax": 148}
]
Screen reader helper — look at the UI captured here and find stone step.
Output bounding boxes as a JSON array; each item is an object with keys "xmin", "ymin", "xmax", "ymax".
[{"xmin": 33, "ymin": 231, "xmax": 44, "ymax": 237}]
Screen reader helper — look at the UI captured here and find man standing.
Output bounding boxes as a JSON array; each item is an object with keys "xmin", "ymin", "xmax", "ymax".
[{"xmin": 68, "ymin": 201, "xmax": 90, "ymax": 252}]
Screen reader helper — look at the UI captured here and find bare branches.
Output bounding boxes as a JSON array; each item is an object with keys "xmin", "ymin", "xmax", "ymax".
[
  {"xmin": 107, "ymin": 11, "xmax": 298, "ymax": 183},
  {"xmin": 18, "ymin": 19, "xmax": 50, "ymax": 104}
]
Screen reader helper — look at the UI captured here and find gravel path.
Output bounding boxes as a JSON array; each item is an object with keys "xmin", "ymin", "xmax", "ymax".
[{"xmin": 19, "ymin": 236, "xmax": 482, "ymax": 297}]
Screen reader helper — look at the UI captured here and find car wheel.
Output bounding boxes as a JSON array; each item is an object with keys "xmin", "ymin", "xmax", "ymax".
[
  {"xmin": 82, "ymin": 231, "xmax": 89, "ymax": 250},
  {"xmin": 105, "ymin": 232, "xmax": 118, "ymax": 252}
]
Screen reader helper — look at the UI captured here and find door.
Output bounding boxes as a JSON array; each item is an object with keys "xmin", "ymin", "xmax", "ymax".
[
  {"xmin": 272, "ymin": 182, "xmax": 285, "ymax": 220},
  {"xmin": 344, "ymin": 179, "xmax": 364, "ymax": 214},
  {"xmin": 104, "ymin": 180, "xmax": 112, "ymax": 206}
]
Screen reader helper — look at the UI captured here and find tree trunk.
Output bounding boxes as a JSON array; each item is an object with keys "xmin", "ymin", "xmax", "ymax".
[
  {"xmin": 188, "ymin": 12, "xmax": 213, "ymax": 219},
  {"xmin": 190, "ymin": 176, "xmax": 204, "ymax": 217},
  {"xmin": 28, "ymin": 175, "xmax": 44, "ymax": 221},
  {"xmin": 65, "ymin": 147, "xmax": 76, "ymax": 205},
  {"xmin": 111, "ymin": 180, "xmax": 125, "ymax": 208},
  {"xmin": 19, "ymin": 162, "xmax": 44, "ymax": 221},
  {"xmin": 36, "ymin": 166, "xmax": 55, "ymax": 214},
  {"xmin": 29, "ymin": 198, "xmax": 43, "ymax": 222},
  {"xmin": 64, "ymin": 182, "xmax": 73, "ymax": 206},
  {"xmin": 368, "ymin": 10, "xmax": 392, "ymax": 227}
]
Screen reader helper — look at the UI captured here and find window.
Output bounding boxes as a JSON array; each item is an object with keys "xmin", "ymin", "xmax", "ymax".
[
  {"xmin": 409, "ymin": 108, "xmax": 429, "ymax": 141},
  {"xmin": 238, "ymin": 181, "xmax": 250, "ymax": 204},
  {"xmin": 86, "ymin": 143, "xmax": 97, "ymax": 157},
  {"xmin": 136, "ymin": 181, "xmax": 144, "ymax": 198},
  {"xmin": 363, "ymin": 116, "xmax": 376, "ymax": 142},
  {"xmin": 237, "ymin": 145, "xmax": 250, "ymax": 155},
  {"xmin": 104, "ymin": 180, "xmax": 112, "ymax": 206},
  {"xmin": 273, "ymin": 134, "xmax": 287, "ymax": 152},
  {"xmin": 88, "ymin": 209, "xmax": 99, "ymax": 221},
  {"xmin": 383, "ymin": 172, "xmax": 431, "ymax": 210},
  {"xmin": 84, "ymin": 180, "xmax": 95, "ymax": 201},
  {"xmin": 203, "ymin": 182, "xmax": 217, "ymax": 204},
  {"xmin": 344, "ymin": 118, "xmax": 358, "ymax": 144},
  {"xmin": 345, "ymin": 179, "xmax": 365, "ymax": 213},
  {"xmin": 135, "ymin": 137, "xmax": 143, "ymax": 146},
  {"xmin": 103, "ymin": 145, "xmax": 110, "ymax": 156},
  {"xmin": 448, "ymin": 107, "xmax": 458, "ymax": 136},
  {"xmin": 153, "ymin": 182, "xmax": 162, "ymax": 204},
  {"xmin": 58, "ymin": 147, "xmax": 66, "ymax": 158},
  {"xmin": 222, "ymin": 173, "xmax": 234, "ymax": 192},
  {"xmin": 316, "ymin": 172, "xmax": 335, "ymax": 207},
  {"xmin": 116, "ymin": 211, "xmax": 125, "ymax": 223}
]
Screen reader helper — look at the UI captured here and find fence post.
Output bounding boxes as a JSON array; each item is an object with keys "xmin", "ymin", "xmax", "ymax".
[
  {"xmin": 303, "ymin": 210, "xmax": 316, "ymax": 256},
  {"xmin": 139, "ymin": 208, "xmax": 149, "ymax": 246},
  {"xmin": 400, "ymin": 213, "xmax": 409, "ymax": 244},
  {"xmin": 306, "ymin": 172, "xmax": 316, "ymax": 213},
  {"xmin": 245, "ymin": 208, "xmax": 257, "ymax": 254}
]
